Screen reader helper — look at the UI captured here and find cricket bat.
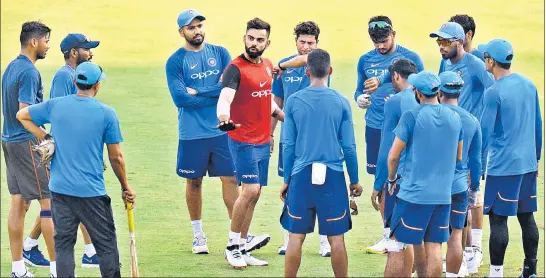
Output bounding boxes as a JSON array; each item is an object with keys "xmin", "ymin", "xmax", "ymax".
[{"xmin": 126, "ymin": 202, "xmax": 140, "ymax": 277}]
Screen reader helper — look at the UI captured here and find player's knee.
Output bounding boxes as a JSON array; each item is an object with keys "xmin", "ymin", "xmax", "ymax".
[
  {"xmin": 40, "ymin": 209, "xmax": 52, "ymax": 218},
  {"xmin": 242, "ymin": 185, "xmax": 261, "ymax": 200},
  {"xmin": 187, "ymin": 178, "xmax": 203, "ymax": 188}
]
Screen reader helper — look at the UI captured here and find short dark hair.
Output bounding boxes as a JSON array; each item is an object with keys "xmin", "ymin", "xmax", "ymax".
[
  {"xmin": 449, "ymin": 15, "xmax": 476, "ymax": 38},
  {"xmin": 76, "ymin": 82, "xmax": 93, "ymax": 90},
  {"xmin": 442, "ymin": 92, "xmax": 460, "ymax": 99},
  {"xmin": 307, "ymin": 49, "xmax": 330, "ymax": 78},
  {"xmin": 246, "ymin": 18, "xmax": 271, "ymax": 37},
  {"xmin": 388, "ymin": 59, "xmax": 418, "ymax": 79},
  {"xmin": 423, "ymin": 92, "xmax": 438, "ymax": 99},
  {"xmin": 294, "ymin": 21, "xmax": 320, "ymax": 40},
  {"xmin": 20, "ymin": 21, "xmax": 51, "ymax": 47},
  {"xmin": 496, "ymin": 60, "xmax": 512, "ymax": 69},
  {"xmin": 368, "ymin": 15, "xmax": 393, "ymax": 42}
]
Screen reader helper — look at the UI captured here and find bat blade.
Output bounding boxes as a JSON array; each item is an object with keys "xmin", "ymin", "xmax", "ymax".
[{"xmin": 126, "ymin": 202, "xmax": 140, "ymax": 277}]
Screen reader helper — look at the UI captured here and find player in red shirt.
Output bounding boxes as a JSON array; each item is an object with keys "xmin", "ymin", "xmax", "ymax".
[{"xmin": 217, "ymin": 18, "xmax": 284, "ymax": 269}]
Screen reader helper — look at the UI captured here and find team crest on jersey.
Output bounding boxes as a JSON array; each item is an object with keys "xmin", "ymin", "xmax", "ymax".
[
  {"xmin": 456, "ymin": 70, "xmax": 463, "ymax": 77},
  {"xmin": 208, "ymin": 58, "xmax": 216, "ymax": 67},
  {"xmin": 266, "ymin": 66, "xmax": 272, "ymax": 77}
]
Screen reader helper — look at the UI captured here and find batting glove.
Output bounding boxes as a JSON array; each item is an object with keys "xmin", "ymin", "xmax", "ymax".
[
  {"xmin": 356, "ymin": 94, "xmax": 371, "ymax": 109},
  {"xmin": 32, "ymin": 135, "xmax": 55, "ymax": 167}
]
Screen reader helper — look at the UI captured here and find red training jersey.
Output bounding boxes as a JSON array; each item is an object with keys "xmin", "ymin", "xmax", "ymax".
[{"xmin": 228, "ymin": 56, "xmax": 273, "ymax": 144}]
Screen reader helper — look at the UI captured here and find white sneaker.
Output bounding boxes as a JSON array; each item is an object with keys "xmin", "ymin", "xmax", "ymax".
[
  {"xmin": 318, "ymin": 238, "xmax": 331, "ymax": 257},
  {"xmin": 278, "ymin": 234, "xmax": 288, "ymax": 255},
  {"xmin": 442, "ymin": 262, "xmax": 446, "ymax": 273},
  {"xmin": 192, "ymin": 235, "xmax": 209, "ymax": 254},
  {"xmin": 242, "ymin": 252, "xmax": 268, "ymax": 266},
  {"xmin": 458, "ymin": 256, "xmax": 469, "ymax": 277},
  {"xmin": 467, "ymin": 247, "xmax": 483, "ymax": 274},
  {"xmin": 364, "ymin": 236, "xmax": 389, "ymax": 254},
  {"xmin": 225, "ymin": 246, "xmax": 247, "ymax": 269},
  {"xmin": 246, "ymin": 233, "xmax": 270, "ymax": 252},
  {"xmin": 11, "ymin": 269, "xmax": 34, "ymax": 278}
]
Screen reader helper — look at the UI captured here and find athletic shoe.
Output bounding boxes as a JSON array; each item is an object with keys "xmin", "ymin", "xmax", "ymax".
[
  {"xmin": 225, "ymin": 246, "xmax": 246, "ymax": 269},
  {"xmin": 467, "ymin": 247, "xmax": 483, "ymax": 274},
  {"xmin": 318, "ymin": 238, "xmax": 331, "ymax": 257},
  {"xmin": 81, "ymin": 254, "xmax": 100, "ymax": 268},
  {"xmin": 246, "ymin": 234, "xmax": 270, "ymax": 252},
  {"xmin": 11, "ymin": 269, "xmax": 34, "ymax": 278},
  {"xmin": 23, "ymin": 246, "xmax": 50, "ymax": 268},
  {"xmin": 192, "ymin": 235, "xmax": 209, "ymax": 254},
  {"xmin": 364, "ymin": 236, "xmax": 389, "ymax": 254},
  {"xmin": 458, "ymin": 256, "xmax": 469, "ymax": 277},
  {"xmin": 242, "ymin": 251, "xmax": 268, "ymax": 266},
  {"xmin": 519, "ymin": 275, "xmax": 537, "ymax": 278},
  {"xmin": 278, "ymin": 234, "xmax": 288, "ymax": 255}
]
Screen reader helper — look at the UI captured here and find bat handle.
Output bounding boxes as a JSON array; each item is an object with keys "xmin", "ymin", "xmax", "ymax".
[{"xmin": 126, "ymin": 202, "xmax": 135, "ymax": 233}]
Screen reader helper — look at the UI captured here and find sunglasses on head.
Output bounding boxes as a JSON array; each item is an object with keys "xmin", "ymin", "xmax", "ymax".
[
  {"xmin": 443, "ymin": 83, "xmax": 463, "ymax": 90},
  {"xmin": 369, "ymin": 21, "xmax": 392, "ymax": 29},
  {"xmin": 436, "ymin": 38, "xmax": 457, "ymax": 47}
]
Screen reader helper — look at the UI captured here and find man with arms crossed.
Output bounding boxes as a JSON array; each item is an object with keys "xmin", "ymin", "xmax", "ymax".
[
  {"xmin": 438, "ymin": 71, "xmax": 482, "ymax": 277},
  {"xmin": 270, "ymin": 21, "xmax": 332, "ymax": 257},
  {"xmin": 2, "ymin": 21, "xmax": 56, "ymax": 278},
  {"xmin": 217, "ymin": 18, "xmax": 284, "ymax": 268},
  {"xmin": 369, "ymin": 59, "xmax": 419, "ymax": 253},
  {"xmin": 384, "ymin": 71, "xmax": 463, "ymax": 277},
  {"xmin": 481, "ymin": 39, "xmax": 541, "ymax": 278},
  {"xmin": 280, "ymin": 49, "xmax": 362, "ymax": 277},
  {"xmin": 166, "ymin": 9, "xmax": 270, "ymax": 254}
]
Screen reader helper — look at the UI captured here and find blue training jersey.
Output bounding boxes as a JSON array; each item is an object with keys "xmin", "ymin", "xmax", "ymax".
[
  {"xmin": 373, "ymin": 87, "xmax": 419, "ymax": 191},
  {"xmin": 439, "ymin": 52, "xmax": 494, "ymax": 118},
  {"xmin": 50, "ymin": 65, "xmax": 77, "ymax": 98},
  {"xmin": 28, "ymin": 95, "xmax": 123, "ymax": 197},
  {"xmin": 165, "ymin": 43, "xmax": 231, "ymax": 140},
  {"xmin": 444, "ymin": 104, "xmax": 482, "ymax": 193},
  {"xmin": 282, "ymin": 87, "xmax": 359, "ymax": 185},
  {"xmin": 2, "ymin": 55, "xmax": 44, "ymax": 142},
  {"xmin": 480, "ymin": 73, "xmax": 542, "ymax": 176},
  {"xmin": 354, "ymin": 45, "xmax": 424, "ymax": 130},
  {"xmin": 395, "ymin": 104, "xmax": 463, "ymax": 205}
]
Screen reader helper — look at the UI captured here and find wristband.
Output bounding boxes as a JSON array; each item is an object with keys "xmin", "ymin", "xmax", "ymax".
[{"xmin": 278, "ymin": 62, "xmax": 286, "ymax": 71}]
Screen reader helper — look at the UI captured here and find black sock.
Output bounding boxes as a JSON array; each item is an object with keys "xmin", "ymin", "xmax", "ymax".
[
  {"xmin": 489, "ymin": 213, "xmax": 509, "ymax": 266},
  {"xmin": 518, "ymin": 212, "xmax": 539, "ymax": 277},
  {"xmin": 522, "ymin": 258, "xmax": 537, "ymax": 277}
]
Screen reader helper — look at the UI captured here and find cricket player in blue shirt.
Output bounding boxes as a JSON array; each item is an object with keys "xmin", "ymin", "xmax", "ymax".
[
  {"xmin": 280, "ymin": 49, "xmax": 362, "ymax": 278},
  {"xmin": 368, "ymin": 59, "xmax": 419, "ymax": 254},
  {"xmin": 17, "ymin": 62, "xmax": 136, "ymax": 278},
  {"xmin": 166, "ymin": 9, "xmax": 271, "ymax": 255},
  {"xmin": 431, "ymin": 22, "xmax": 494, "ymax": 118},
  {"xmin": 270, "ymin": 21, "xmax": 332, "ymax": 257},
  {"xmin": 481, "ymin": 39, "xmax": 542, "ymax": 278},
  {"xmin": 384, "ymin": 70, "xmax": 463, "ymax": 277},
  {"xmin": 438, "ymin": 71, "xmax": 482, "ymax": 277}
]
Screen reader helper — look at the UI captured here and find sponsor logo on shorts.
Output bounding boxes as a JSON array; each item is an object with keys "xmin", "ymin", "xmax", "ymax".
[
  {"xmin": 242, "ymin": 174, "xmax": 258, "ymax": 179},
  {"xmin": 179, "ymin": 169, "xmax": 196, "ymax": 174},
  {"xmin": 191, "ymin": 69, "xmax": 220, "ymax": 79},
  {"xmin": 367, "ymin": 163, "xmax": 377, "ymax": 168}
]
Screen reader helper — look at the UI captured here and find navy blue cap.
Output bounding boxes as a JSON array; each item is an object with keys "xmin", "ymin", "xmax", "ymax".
[
  {"xmin": 430, "ymin": 22, "xmax": 465, "ymax": 40},
  {"xmin": 177, "ymin": 9, "xmax": 206, "ymax": 28},
  {"xmin": 75, "ymin": 62, "xmax": 106, "ymax": 85},
  {"xmin": 439, "ymin": 71, "xmax": 464, "ymax": 94},
  {"xmin": 485, "ymin": 39, "xmax": 514, "ymax": 64},
  {"xmin": 408, "ymin": 70, "xmax": 441, "ymax": 96},
  {"xmin": 60, "ymin": 34, "xmax": 99, "ymax": 54}
]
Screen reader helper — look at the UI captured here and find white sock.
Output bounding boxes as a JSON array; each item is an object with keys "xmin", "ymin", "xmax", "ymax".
[
  {"xmin": 191, "ymin": 220, "xmax": 203, "ymax": 238},
  {"xmin": 12, "ymin": 260, "xmax": 25, "ymax": 274},
  {"xmin": 228, "ymin": 231, "xmax": 240, "ymax": 247},
  {"xmin": 320, "ymin": 235, "xmax": 328, "ymax": 242},
  {"xmin": 23, "ymin": 237, "xmax": 39, "ymax": 251},
  {"xmin": 471, "ymin": 229, "xmax": 483, "ymax": 248},
  {"xmin": 84, "ymin": 244, "xmax": 96, "ymax": 257},
  {"xmin": 240, "ymin": 238, "xmax": 247, "ymax": 250},
  {"xmin": 50, "ymin": 261, "xmax": 57, "ymax": 277},
  {"xmin": 446, "ymin": 272, "xmax": 458, "ymax": 277},
  {"xmin": 490, "ymin": 265, "xmax": 503, "ymax": 277},
  {"xmin": 384, "ymin": 228, "xmax": 391, "ymax": 238}
]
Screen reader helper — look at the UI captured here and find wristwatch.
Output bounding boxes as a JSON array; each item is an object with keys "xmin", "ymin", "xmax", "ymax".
[{"xmin": 388, "ymin": 175, "xmax": 401, "ymax": 185}]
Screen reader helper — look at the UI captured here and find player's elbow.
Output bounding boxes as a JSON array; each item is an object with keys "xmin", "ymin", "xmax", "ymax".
[{"xmin": 108, "ymin": 152, "xmax": 125, "ymax": 165}]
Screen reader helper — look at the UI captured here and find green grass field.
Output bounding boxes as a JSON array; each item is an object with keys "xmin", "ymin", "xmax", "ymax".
[{"xmin": 1, "ymin": 0, "xmax": 544, "ymax": 276}]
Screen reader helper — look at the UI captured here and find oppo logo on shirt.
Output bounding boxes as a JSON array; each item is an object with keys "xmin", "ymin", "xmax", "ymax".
[
  {"xmin": 284, "ymin": 76, "xmax": 303, "ymax": 83},
  {"xmin": 191, "ymin": 69, "xmax": 220, "ymax": 80},
  {"xmin": 366, "ymin": 68, "xmax": 388, "ymax": 76},
  {"xmin": 251, "ymin": 89, "xmax": 272, "ymax": 97}
]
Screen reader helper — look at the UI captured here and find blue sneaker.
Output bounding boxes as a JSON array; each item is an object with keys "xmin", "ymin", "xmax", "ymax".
[
  {"xmin": 23, "ymin": 246, "xmax": 50, "ymax": 268},
  {"xmin": 81, "ymin": 254, "xmax": 99, "ymax": 268}
]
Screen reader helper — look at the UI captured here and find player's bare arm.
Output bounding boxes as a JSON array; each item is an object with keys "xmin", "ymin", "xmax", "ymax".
[
  {"xmin": 271, "ymin": 98, "xmax": 284, "ymax": 122},
  {"xmin": 107, "ymin": 143, "xmax": 136, "ymax": 207},
  {"xmin": 273, "ymin": 54, "xmax": 308, "ymax": 76},
  {"xmin": 270, "ymin": 96, "xmax": 284, "ymax": 153},
  {"xmin": 16, "ymin": 107, "xmax": 48, "ymax": 140},
  {"xmin": 457, "ymin": 140, "xmax": 463, "ymax": 162}
]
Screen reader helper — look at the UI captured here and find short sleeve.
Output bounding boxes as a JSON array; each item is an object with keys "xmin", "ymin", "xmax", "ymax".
[
  {"xmin": 103, "ymin": 107, "xmax": 123, "ymax": 144},
  {"xmin": 28, "ymin": 100, "xmax": 52, "ymax": 126},
  {"xmin": 394, "ymin": 110, "xmax": 416, "ymax": 143},
  {"xmin": 222, "ymin": 64, "xmax": 241, "ymax": 90}
]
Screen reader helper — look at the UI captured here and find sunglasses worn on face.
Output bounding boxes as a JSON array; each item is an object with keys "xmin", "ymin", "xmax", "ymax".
[
  {"xmin": 369, "ymin": 21, "xmax": 392, "ymax": 29},
  {"xmin": 436, "ymin": 38, "xmax": 456, "ymax": 47}
]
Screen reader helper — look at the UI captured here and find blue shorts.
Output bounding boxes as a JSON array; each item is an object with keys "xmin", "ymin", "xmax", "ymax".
[
  {"xmin": 450, "ymin": 191, "xmax": 469, "ymax": 230},
  {"xmin": 278, "ymin": 142, "xmax": 283, "ymax": 177},
  {"xmin": 365, "ymin": 126, "xmax": 381, "ymax": 174},
  {"xmin": 176, "ymin": 134, "xmax": 235, "ymax": 179},
  {"xmin": 280, "ymin": 165, "xmax": 352, "ymax": 236},
  {"xmin": 383, "ymin": 183, "xmax": 400, "ymax": 228},
  {"xmin": 228, "ymin": 137, "xmax": 270, "ymax": 186},
  {"xmin": 483, "ymin": 171, "xmax": 537, "ymax": 216},
  {"xmin": 390, "ymin": 198, "xmax": 450, "ymax": 245}
]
